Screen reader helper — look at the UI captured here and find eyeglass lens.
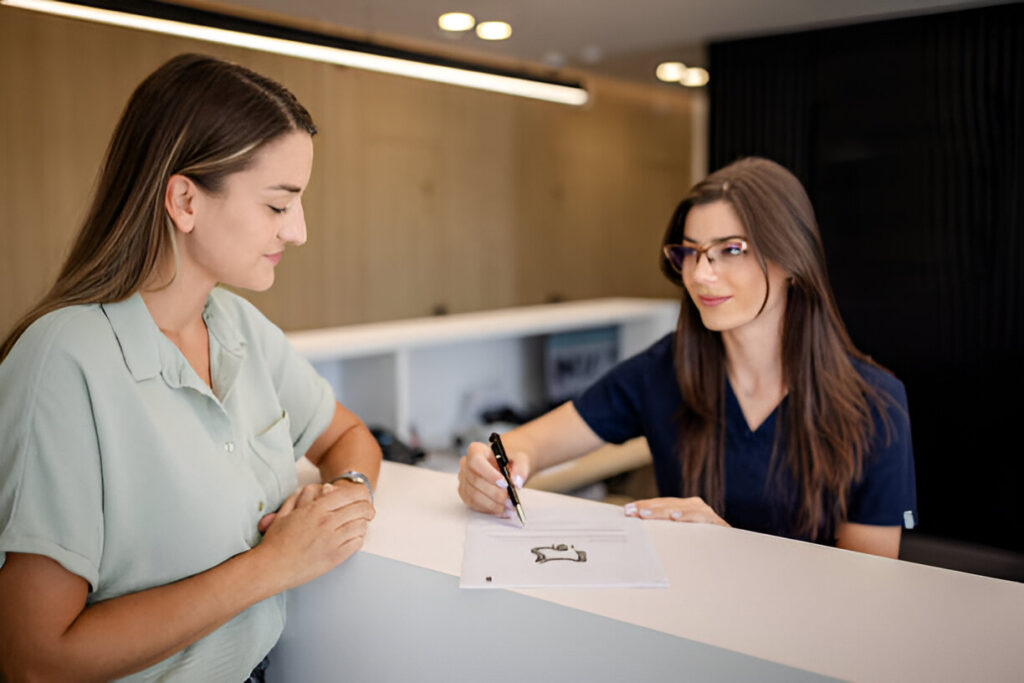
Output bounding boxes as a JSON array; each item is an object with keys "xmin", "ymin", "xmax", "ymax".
[{"xmin": 664, "ymin": 239, "xmax": 747, "ymax": 272}]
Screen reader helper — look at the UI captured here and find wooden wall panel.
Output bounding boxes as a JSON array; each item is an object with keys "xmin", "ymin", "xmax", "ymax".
[
  {"xmin": 0, "ymin": 5, "xmax": 693, "ymax": 336},
  {"xmin": 435, "ymin": 87, "xmax": 519, "ymax": 315},
  {"xmin": 512, "ymin": 92, "xmax": 692, "ymax": 305}
]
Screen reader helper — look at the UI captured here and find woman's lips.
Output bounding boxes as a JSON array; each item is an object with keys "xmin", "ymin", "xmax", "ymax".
[
  {"xmin": 266, "ymin": 252, "xmax": 283, "ymax": 265},
  {"xmin": 698, "ymin": 295, "xmax": 732, "ymax": 307}
]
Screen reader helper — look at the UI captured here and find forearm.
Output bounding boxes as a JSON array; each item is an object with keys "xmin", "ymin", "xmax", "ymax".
[
  {"xmin": 317, "ymin": 422, "xmax": 382, "ymax": 487},
  {"xmin": 501, "ymin": 402, "xmax": 605, "ymax": 476},
  {"xmin": 2, "ymin": 548, "xmax": 281, "ymax": 682},
  {"xmin": 835, "ymin": 522, "xmax": 902, "ymax": 558},
  {"xmin": 306, "ymin": 402, "xmax": 382, "ymax": 488}
]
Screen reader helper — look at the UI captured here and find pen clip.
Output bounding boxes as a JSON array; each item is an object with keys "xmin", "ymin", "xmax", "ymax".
[{"xmin": 489, "ymin": 432, "xmax": 509, "ymax": 468}]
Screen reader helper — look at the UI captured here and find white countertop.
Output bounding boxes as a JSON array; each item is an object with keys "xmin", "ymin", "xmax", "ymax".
[{"xmin": 346, "ymin": 461, "xmax": 1024, "ymax": 682}]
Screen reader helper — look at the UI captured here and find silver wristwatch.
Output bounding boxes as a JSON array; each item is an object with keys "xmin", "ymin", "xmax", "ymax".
[{"xmin": 329, "ymin": 470, "xmax": 375, "ymax": 503}]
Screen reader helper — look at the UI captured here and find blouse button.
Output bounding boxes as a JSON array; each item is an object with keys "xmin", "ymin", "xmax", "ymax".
[
  {"xmin": 258, "ymin": 501, "xmax": 264, "ymax": 512},
  {"xmin": 225, "ymin": 441, "xmax": 235, "ymax": 453}
]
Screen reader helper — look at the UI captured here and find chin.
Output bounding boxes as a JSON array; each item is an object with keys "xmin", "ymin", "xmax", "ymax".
[
  {"xmin": 697, "ymin": 311, "xmax": 746, "ymax": 332},
  {"xmin": 228, "ymin": 272, "xmax": 276, "ymax": 292},
  {"xmin": 251, "ymin": 276, "xmax": 276, "ymax": 292},
  {"xmin": 698, "ymin": 317, "xmax": 728, "ymax": 332}
]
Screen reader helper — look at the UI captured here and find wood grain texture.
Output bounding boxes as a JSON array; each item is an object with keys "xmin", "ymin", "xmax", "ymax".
[{"xmin": 0, "ymin": 5, "xmax": 693, "ymax": 335}]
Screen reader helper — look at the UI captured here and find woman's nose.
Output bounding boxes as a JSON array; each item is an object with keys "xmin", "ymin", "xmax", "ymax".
[
  {"xmin": 279, "ymin": 202, "xmax": 307, "ymax": 246},
  {"xmin": 691, "ymin": 252, "xmax": 717, "ymax": 282}
]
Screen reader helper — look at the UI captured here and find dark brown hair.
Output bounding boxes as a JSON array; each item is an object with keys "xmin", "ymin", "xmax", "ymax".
[
  {"xmin": 661, "ymin": 157, "xmax": 890, "ymax": 540},
  {"xmin": 1, "ymin": 54, "xmax": 316, "ymax": 361}
]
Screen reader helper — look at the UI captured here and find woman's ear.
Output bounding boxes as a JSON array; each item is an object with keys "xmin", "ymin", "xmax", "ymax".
[{"xmin": 164, "ymin": 174, "xmax": 198, "ymax": 234}]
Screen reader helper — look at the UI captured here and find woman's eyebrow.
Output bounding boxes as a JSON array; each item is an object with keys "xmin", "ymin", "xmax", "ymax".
[
  {"xmin": 264, "ymin": 183, "xmax": 302, "ymax": 193},
  {"xmin": 681, "ymin": 234, "xmax": 747, "ymax": 243}
]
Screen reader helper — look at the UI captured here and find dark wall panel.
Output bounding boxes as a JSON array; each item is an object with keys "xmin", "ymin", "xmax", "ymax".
[{"xmin": 709, "ymin": 3, "xmax": 1024, "ymax": 552}]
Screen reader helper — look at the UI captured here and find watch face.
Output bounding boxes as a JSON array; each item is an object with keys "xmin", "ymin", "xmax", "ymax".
[{"xmin": 334, "ymin": 471, "xmax": 373, "ymax": 500}]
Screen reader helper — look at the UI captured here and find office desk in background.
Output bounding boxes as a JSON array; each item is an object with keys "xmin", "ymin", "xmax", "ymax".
[{"xmin": 270, "ymin": 462, "xmax": 1023, "ymax": 682}]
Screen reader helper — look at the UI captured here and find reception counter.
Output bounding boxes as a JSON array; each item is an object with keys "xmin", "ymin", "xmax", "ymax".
[{"xmin": 269, "ymin": 461, "xmax": 1023, "ymax": 682}]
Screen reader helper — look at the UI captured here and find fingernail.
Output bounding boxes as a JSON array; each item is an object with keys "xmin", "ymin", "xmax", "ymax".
[
  {"xmin": 671, "ymin": 511, "xmax": 682, "ymax": 520},
  {"xmin": 504, "ymin": 499, "xmax": 513, "ymax": 510},
  {"xmin": 513, "ymin": 474, "xmax": 524, "ymax": 488},
  {"xmin": 624, "ymin": 503, "xmax": 636, "ymax": 515},
  {"xmin": 639, "ymin": 509, "xmax": 652, "ymax": 517},
  {"xmin": 495, "ymin": 478, "xmax": 508, "ymax": 489}
]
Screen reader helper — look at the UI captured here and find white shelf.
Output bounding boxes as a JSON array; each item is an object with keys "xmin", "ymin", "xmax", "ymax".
[
  {"xmin": 287, "ymin": 298, "xmax": 678, "ymax": 449},
  {"xmin": 287, "ymin": 298, "xmax": 679, "ymax": 360}
]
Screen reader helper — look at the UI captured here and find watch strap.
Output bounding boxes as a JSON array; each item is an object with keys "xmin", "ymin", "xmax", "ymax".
[{"xmin": 329, "ymin": 470, "xmax": 375, "ymax": 503}]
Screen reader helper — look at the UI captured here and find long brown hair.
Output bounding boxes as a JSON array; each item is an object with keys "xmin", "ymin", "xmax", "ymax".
[
  {"xmin": 660, "ymin": 157, "xmax": 890, "ymax": 540},
  {"xmin": 1, "ymin": 54, "xmax": 316, "ymax": 361}
]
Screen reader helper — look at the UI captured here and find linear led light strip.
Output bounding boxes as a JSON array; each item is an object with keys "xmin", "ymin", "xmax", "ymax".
[{"xmin": 2, "ymin": 0, "xmax": 589, "ymax": 106}]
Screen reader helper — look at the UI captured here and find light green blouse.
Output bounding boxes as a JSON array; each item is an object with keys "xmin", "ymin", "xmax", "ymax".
[{"xmin": 0, "ymin": 288, "xmax": 335, "ymax": 681}]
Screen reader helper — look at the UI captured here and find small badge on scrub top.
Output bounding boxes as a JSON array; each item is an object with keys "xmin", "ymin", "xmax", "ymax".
[{"xmin": 903, "ymin": 510, "xmax": 916, "ymax": 529}]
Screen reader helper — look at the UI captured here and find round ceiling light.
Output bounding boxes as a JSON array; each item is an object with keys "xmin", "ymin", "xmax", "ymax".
[
  {"xmin": 655, "ymin": 61, "xmax": 687, "ymax": 83},
  {"xmin": 438, "ymin": 12, "xmax": 475, "ymax": 32},
  {"xmin": 679, "ymin": 67, "xmax": 710, "ymax": 87},
  {"xmin": 476, "ymin": 21, "xmax": 512, "ymax": 41}
]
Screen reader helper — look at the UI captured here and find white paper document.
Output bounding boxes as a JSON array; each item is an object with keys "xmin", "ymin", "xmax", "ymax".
[{"xmin": 459, "ymin": 504, "xmax": 668, "ymax": 589}]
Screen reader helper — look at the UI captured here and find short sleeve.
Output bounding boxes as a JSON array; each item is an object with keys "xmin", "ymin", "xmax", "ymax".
[
  {"xmin": 0, "ymin": 312, "xmax": 104, "ymax": 587},
  {"xmin": 846, "ymin": 372, "xmax": 918, "ymax": 528},
  {"xmin": 226, "ymin": 294, "xmax": 335, "ymax": 460},
  {"xmin": 572, "ymin": 334, "xmax": 673, "ymax": 445}
]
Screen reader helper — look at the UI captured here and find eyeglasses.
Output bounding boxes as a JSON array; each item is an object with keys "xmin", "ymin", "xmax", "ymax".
[{"xmin": 662, "ymin": 236, "xmax": 749, "ymax": 274}]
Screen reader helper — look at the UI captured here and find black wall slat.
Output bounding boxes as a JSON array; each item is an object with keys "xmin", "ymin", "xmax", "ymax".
[{"xmin": 708, "ymin": 3, "xmax": 1024, "ymax": 552}]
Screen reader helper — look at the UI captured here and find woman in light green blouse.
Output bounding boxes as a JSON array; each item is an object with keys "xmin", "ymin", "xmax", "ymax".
[{"xmin": 0, "ymin": 54, "xmax": 381, "ymax": 682}]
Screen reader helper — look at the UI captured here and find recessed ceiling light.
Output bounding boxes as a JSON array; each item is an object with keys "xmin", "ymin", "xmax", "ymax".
[
  {"xmin": 655, "ymin": 61, "xmax": 686, "ymax": 83},
  {"xmin": 476, "ymin": 21, "xmax": 511, "ymax": 41},
  {"xmin": 679, "ymin": 67, "xmax": 710, "ymax": 87},
  {"xmin": 579, "ymin": 45, "xmax": 603, "ymax": 65},
  {"xmin": 543, "ymin": 52, "xmax": 567, "ymax": 68},
  {"xmin": 438, "ymin": 12, "xmax": 475, "ymax": 32}
]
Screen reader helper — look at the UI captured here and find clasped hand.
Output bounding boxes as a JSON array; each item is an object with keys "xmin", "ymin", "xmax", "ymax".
[{"xmin": 255, "ymin": 481, "xmax": 375, "ymax": 591}]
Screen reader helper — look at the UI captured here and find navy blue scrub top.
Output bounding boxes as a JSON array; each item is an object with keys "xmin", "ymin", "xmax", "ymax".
[{"xmin": 573, "ymin": 334, "xmax": 918, "ymax": 542}]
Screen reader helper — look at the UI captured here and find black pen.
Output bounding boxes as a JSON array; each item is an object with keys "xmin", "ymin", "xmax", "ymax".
[{"xmin": 489, "ymin": 432, "xmax": 526, "ymax": 527}]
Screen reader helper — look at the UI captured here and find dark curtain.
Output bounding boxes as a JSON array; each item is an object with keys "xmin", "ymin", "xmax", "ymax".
[{"xmin": 709, "ymin": 3, "xmax": 1024, "ymax": 552}]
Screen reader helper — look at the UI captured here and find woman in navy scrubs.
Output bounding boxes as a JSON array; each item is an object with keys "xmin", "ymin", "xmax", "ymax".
[{"xmin": 458, "ymin": 157, "xmax": 916, "ymax": 557}]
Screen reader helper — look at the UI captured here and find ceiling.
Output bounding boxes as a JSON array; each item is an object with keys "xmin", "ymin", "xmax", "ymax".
[{"xmin": 211, "ymin": 0, "xmax": 996, "ymax": 84}]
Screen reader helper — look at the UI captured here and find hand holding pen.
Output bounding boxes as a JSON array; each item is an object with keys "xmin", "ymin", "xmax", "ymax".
[
  {"xmin": 489, "ymin": 433, "xmax": 527, "ymax": 526},
  {"xmin": 456, "ymin": 435, "xmax": 530, "ymax": 524}
]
